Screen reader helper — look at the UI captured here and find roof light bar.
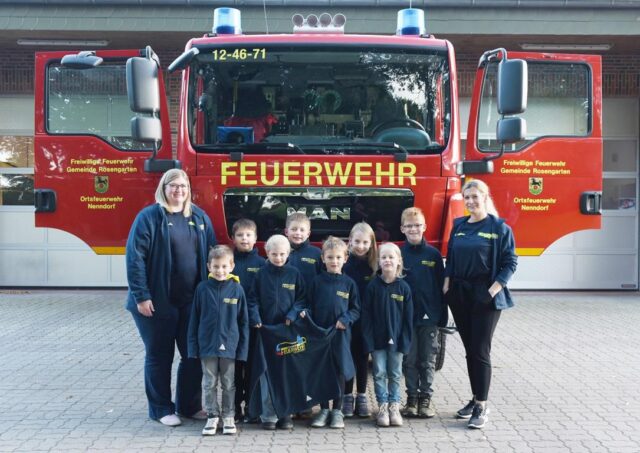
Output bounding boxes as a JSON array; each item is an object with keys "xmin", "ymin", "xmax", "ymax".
[{"xmin": 292, "ymin": 13, "xmax": 346, "ymax": 33}]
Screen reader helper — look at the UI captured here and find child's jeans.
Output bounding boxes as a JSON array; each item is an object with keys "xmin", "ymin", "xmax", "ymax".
[
  {"xmin": 371, "ymin": 350, "xmax": 403, "ymax": 404},
  {"xmin": 201, "ymin": 357, "xmax": 235, "ymax": 418},
  {"xmin": 402, "ymin": 325, "xmax": 439, "ymax": 397}
]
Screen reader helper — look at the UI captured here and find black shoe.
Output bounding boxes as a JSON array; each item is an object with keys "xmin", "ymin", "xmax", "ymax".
[
  {"xmin": 261, "ymin": 421, "xmax": 276, "ymax": 430},
  {"xmin": 468, "ymin": 404, "xmax": 489, "ymax": 429},
  {"xmin": 456, "ymin": 399, "xmax": 475, "ymax": 419},
  {"xmin": 276, "ymin": 415, "xmax": 293, "ymax": 429},
  {"xmin": 234, "ymin": 406, "xmax": 243, "ymax": 423}
]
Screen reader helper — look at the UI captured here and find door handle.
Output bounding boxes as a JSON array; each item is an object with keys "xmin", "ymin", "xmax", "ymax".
[
  {"xmin": 579, "ymin": 191, "xmax": 602, "ymax": 215},
  {"xmin": 35, "ymin": 189, "xmax": 57, "ymax": 213}
]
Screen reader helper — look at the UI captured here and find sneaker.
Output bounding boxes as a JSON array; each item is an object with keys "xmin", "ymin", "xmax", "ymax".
[
  {"xmin": 456, "ymin": 399, "xmax": 476, "ymax": 419},
  {"xmin": 468, "ymin": 404, "xmax": 489, "ymax": 429},
  {"xmin": 261, "ymin": 421, "xmax": 276, "ymax": 430},
  {"xmin": 276, "ymin": 415, "xmax": 293, "ymax": 430},
  {"xmin": 342, "ymin": 394, "xmax": 355, "ymax": 417},
  {"xmin": 159, "ymin": 414, "xmax": 182, "ymax": 427},
  {"xmin": 355, "ymin": 394, "xmax": 371, "ymax": 418},
  {"xmin": 376, "ymin": 403, "xmax": 390, "ymax": 427},
  {"xmin": 388, "ymin": 402, "xmax": 403, "ymax": 427},
  {"xmin": 190, "ymin": 409, "xmax": 208, "ymax": 420},
  {"xmin": 418, "ymin": 396, "xmax": 436, "ymax": 418},
  {"xmin": 222, "ymin": 417, "xmax": 237, "ymax": 435},
  {"xmin": 329, "ymin": 409, "xmax": 345, "ymax": 429},
  {"xmin": 202, "ymin": 416, "xmax": 218, "ymax": 436},
  {"xmin": 310, "ymin": 409, "xmax": 330, "ymax": 428},
  {"xmin": 401, "ymin": 396, "xmax": 418, "ymax": 417}
]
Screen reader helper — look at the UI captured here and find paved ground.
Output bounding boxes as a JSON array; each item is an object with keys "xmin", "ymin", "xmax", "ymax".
[{"xmin": 1, "ymin": 290, "xmax": 639, "ymax": 453}]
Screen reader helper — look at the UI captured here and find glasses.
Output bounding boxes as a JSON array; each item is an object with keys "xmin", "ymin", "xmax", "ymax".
[
  {"xmin": 167, "ymin": 183, "xmax": 188, "ymax": 191},
  {"xmin": 402, "ymin": 223, "xmax": 424, "ymax": 230}
]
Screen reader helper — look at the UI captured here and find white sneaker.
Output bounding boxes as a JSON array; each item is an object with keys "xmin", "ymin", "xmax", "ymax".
[
  {"xmin": 389, "ymin": 402, "xmax": 403, "ymax": 426},
  {"xmin": 159, "ymin": 414, "xmax": 181, "ymax": 427},
  {"xmin": 376, "ymin": 403, "xmax": 390, "ymax": 427},
  {"xmin": 222, "ymin": 417, "xmax": 237, "ymax": 434},
  {"xmin": 202, "ymin": 416, "xmax": 219, "ymax": 436},
  {"xmin": 311, "ymin": 408, "xmax": 330, "ymax": 428}
]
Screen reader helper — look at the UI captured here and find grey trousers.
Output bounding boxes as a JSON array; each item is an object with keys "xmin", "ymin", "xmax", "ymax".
[
  {"xmin": 402, "ymin": 325, "xmax": 439, "ymax": 397},
  {"xmin": 201, "ymin": 357, "xmax": 236, "ymax": 417}
]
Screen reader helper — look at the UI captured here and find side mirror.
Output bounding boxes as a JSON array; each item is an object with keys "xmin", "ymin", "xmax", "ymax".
[
  {"xmin": 126, "ymin": 57, "xmax": 160, "ymax": 114},
  {"xmin": 497, "ymin": 117, "xmax": 526, "ymax": 144},
  {"xmin": 498, "ymin": 59, "xmax": 527, "ymax": 115},
  {"xmin": 131, "ymin": 116, "xmax": 162, "ymax": 143}
]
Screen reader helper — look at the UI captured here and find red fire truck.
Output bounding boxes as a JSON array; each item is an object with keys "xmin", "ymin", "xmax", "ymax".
[{"xmin": 34, "ymin": 7, "xmax": 602, "ymax": 257}]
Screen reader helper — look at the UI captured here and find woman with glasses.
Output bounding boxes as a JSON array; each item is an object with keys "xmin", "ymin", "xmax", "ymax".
[
  {"xmin": 126, "ymin": 169, "xmax": 216, "ymax": 426},
  {"xmin": 443, "ymin": 179, "xmax": 517, "ymax": 430}
]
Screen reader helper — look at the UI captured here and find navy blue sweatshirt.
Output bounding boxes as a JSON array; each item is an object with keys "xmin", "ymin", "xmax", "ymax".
[
  {"xmin": 306, "ymin": 271, "xmax": 360, "ymax": 379},
  {"xmin": 187, "ymin": 276, "xmax": 249, "ymax": 361},
  {"xmin": 288, "ymin": 240, "xmax": 322, "ymax": 290},
  {"xmin": 343, "ymin": 253, "xmax": 374, "ymax": 306},
  {"xmin": 233, "ymin": 248, "xmax": 265, "ymax": 292},
  {"xmin": 362, "ymin": 274, "xmax": 414, "ymax": 354},
  {"xmin": 445, "ymin": 215, "xmax": 518, "ymax": 310},
  {"xmin": 401, "ymin": 239, "xmax": 447, "ymax": 328},
  {"xmin": 247, "ymin": 261, "xmax": 306, "ymax": 326},
  {"xmin": 125, "ymin": 203, "xmax": 216, "ymax": 317}
]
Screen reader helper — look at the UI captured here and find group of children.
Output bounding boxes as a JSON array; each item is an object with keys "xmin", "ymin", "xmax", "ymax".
[{"xmin": 187, "ymin": 208, "xmax": 446, "ymax": 435}]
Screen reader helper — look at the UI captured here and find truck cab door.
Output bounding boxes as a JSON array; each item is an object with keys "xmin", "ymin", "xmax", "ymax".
[
  {"xmin": 34, "ymin": 49, "xmax": 173, "ymax": 254},
  {"xmin": 465, "ymin": 52, "xmax": 602, "ymax": 256}
]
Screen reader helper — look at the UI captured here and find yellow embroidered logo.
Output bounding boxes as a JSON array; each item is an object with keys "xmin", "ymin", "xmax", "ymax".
[
  {"xmin": 391, "ymin": 294, "xmax": 404, "ymax": 302},
  {"xmin": 478, "ymin": 232, "xmax": 499, "ymax": 239},
  {"xmin": 247, "ymin": 267, "xmax": 260, "ymax": 273},
  {"xmin": 223, "ymin": 298, "xmax": 238, "ymax": 305},
  {"xmin": 421, "ymin": 260, "xmax": 436, "ymax": 267},
  {"xmin": 455, "ymin": 232, "xmax": 466, "ymax": 237},
  {"xmin": 301, "ymin": 257, "xmax": 316, "ymax": 264},
  {"xmin": 282, "ymin": 283, "xmax": 296, "ymax": 290},
  {"xmin": 336, "ymin": 291, "xmax": 349, "ymax": 300}
]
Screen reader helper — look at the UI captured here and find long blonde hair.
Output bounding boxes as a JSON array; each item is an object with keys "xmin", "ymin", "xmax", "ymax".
[
  {"xmin": 462, "ymin": 179, "xmax": 498, "ymax": 217},
  {"xmin": 348, "ymin": 222, "xmax": 378, "ymax": 274},
  {"xmin": 155, "ymin": 169, "xmax": 193, "ymax": 217}
]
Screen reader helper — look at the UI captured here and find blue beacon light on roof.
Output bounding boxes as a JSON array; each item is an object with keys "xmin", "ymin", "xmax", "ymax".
[
  {"xmin": 213, "ymin": 7, "xmax": 242, "ymax": 35},
  {"xmin": 396, "ymin": 8, "xmax": 426, "ymax": 36}
]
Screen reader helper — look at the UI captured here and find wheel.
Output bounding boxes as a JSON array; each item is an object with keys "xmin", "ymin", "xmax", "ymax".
[{"xmin": 435, "ymin": 328, "xmax": 447, "ymax": 371}]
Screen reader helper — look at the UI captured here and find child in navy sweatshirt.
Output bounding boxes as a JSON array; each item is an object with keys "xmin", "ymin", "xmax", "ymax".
[
  {"xmin": 247, "ymin": 234, "xmax": 306, "ymax": 431},
  {"xmin": 231, "ymin": 218, "xmax": 265, "ymax": 423},
  {"xmin": 399, "ymin": 207, "xmax": 446, "ymax": 419},
  {"xmin": 362, "ymin": 242, "xmax": 413, "ymax": 428},
  {"xmin": 188, "ymin": 245, "xmax": 249, "ymax": 436},
  {"xmin": 342, "ymin": 222, "xmax": 378, "ymax": 418},
  {"xmin": 285, "ymin": 212, "xmax": 322, "ymax": 290},
  {"xmin": 301, "ymin": 236, "xmax": 360, "ymax": 429}
]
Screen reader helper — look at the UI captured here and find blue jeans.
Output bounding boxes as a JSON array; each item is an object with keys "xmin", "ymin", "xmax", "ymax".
[
  {"xmin": 259, "ymin": 374, "xmax": 278, "ymax": 423},
  {"xmin": 131, "ymin": 303, "xmax": 203, "ymax": 420},
  {"xmin": 371, "ymin": 350, "xmax": 403, "ymax": 404},
  {"xmin": 403, "ymin": 325, "xmax": 439, "ymax": 397}
]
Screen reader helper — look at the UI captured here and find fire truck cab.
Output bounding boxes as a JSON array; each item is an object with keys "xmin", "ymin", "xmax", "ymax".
[{"xmin": 33, "ymin": 7, "xmax": 602, "ymax": 256}]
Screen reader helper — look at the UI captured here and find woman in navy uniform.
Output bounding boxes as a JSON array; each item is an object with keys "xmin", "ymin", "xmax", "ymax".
[
  {"xmin": 443, "ymin": 179, "xmax": 517, "ymax": 429},
  {"xmin": 126, "ymin": 169, "xmax": 216, "ymax": 426}
]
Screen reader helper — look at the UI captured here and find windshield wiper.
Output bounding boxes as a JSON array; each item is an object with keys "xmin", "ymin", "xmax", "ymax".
[
  {"xmin": 298, "ymin": 142, "xmax": 409, "ymax": 157},
  {"xmin": 195, "ymin": 142, "xmax": 305, "ymax": 154}
]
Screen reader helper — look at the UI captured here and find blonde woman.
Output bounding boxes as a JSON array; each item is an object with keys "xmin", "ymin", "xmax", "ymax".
[
  {"xmin": 126, "ymin": 169, "xmax": 216, "ymax": 426},
  {"xmin": 443, "ymin": 179, "xmax": 517, "ymax": 429}
]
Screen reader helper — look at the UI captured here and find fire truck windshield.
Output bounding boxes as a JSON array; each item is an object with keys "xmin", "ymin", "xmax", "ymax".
[{"xmin": 187, "ymin": 46, "xmax": 450, "ymax": 155}]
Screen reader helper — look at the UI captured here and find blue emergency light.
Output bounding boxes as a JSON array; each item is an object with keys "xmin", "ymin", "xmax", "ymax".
[
  {"xmin": 213, "ymin": 7, "xmax": 242, "ymax": 35},
  {"xmin": 396, "ymin": 8, "xmax": 425, "ymax": 36}
]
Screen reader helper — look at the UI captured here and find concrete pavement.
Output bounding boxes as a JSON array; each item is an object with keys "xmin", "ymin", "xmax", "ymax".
[{"xmin": 1, "ymin": 290, "xmax": 639, "ymax": 452}]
